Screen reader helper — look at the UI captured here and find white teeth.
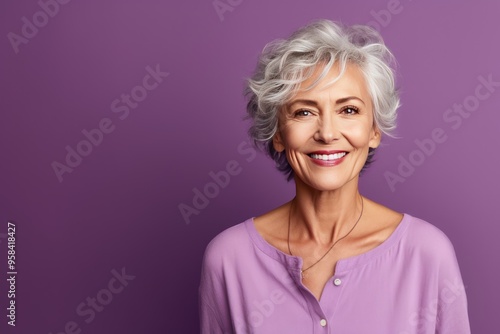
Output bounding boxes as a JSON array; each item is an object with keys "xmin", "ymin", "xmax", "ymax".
[{"xmin": 310, "ymin": 152, "xmax": 347, "ymax": 161}]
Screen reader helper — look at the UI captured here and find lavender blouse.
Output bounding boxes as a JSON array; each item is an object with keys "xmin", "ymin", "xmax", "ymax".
[{"xmin": 199, "ymin": 213, "xmax": 471, "ymax": 333}]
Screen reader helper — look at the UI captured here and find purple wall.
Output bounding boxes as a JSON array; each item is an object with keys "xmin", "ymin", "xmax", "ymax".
[{"xmin": 1, "ymin": 0, "xmax": 498, "ymax": 333}]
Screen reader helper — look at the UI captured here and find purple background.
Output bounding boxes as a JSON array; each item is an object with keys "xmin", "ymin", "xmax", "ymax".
[{"xmin": 1, "ymin": 0, "xmax": 499, "ymax": 333}]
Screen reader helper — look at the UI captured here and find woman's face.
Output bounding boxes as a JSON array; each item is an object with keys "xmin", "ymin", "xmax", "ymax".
[{"xmin": 273, "ymin": 62, "xmax": 381, "ymax": 191}]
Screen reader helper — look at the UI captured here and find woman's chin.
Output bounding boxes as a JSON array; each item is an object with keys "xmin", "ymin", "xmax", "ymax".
[{"xmin": 301, "ymin": 177, "xmax": 353, "ymax": 192}]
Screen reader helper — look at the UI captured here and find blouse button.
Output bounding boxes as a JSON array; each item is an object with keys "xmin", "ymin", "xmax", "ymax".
[
  {"xmin": 320, "ymin": 319, "xmax": 327, "ymax": 327},
  {"xmin": 333, "ymin": 278, "xmax": 342, "ymax": 286}
]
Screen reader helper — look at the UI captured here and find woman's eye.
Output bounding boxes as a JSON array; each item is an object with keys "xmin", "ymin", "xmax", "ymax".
[
  {"xmin": 295, "ymin": 109, "xmax": 311, "ymax": 117},
  {"xmin": 341, "ymin": 106, "xmax": 360, "ymax": 115}
]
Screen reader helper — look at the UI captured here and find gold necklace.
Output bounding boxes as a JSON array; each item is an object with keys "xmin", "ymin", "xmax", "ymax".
[{"xmin": 287, "ymin": 195, "xmax": 364, "ymax": 279}]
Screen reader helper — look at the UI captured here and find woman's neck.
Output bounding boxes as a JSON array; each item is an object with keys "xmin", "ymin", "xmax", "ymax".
[{"xmin": 291, "ymin": 176, "xmax": 363, "ymax": 245}]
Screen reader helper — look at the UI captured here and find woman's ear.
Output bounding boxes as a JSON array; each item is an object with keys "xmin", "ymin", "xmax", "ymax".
[
  {"xmin": 272, "ymin": 115, "xmax": 286, "ymax": 153},
  {"xmin": 272, "ymin": 130, "xmax": 285, "ymax": 153},
  {"xmin": 369, "ymin": 125, "xmax": 382, "ymax": 149}
]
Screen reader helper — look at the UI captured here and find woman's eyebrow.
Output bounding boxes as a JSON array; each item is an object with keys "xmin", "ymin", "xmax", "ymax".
[
  {"xmin": 286, "ymin": 99, "xmax": 319, "ymax": 109},
  {"xmin": 335, "ymin": 96, "xmax": 365, "ymax": 105},
  {"xmin": 287, "ymin": 96, "xmax": 365, "ymax": 108}
]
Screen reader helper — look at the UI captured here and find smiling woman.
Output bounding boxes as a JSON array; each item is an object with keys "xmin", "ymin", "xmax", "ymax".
[
  {"xmin": 272, "ymin": 62, "xmax": 380, "ymax": 192},
  {"xmin": 198, "ymin": 19, "xmax": 471, "ymax": 333}
]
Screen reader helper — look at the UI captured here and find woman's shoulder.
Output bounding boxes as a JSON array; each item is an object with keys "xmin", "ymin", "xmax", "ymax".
[
  {"xmin": 404, "ymin": 214, "xmax": 454, "ymax": 245},
  {"xmin": 401, "ymin": 213, "xmax": 459, "ymax": 264},
  {"xmin": 202, "ymin": 218, "xmax": 253, "ymax": 267},
  {"xmin": 366, "ymin": 198, "xmax": 457, "ymax": 260}
]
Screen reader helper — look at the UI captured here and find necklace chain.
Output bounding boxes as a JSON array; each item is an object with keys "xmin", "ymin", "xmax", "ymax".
[{"xmin": 287, "ymin": 195, "xmax": 364, "ymax": 278}]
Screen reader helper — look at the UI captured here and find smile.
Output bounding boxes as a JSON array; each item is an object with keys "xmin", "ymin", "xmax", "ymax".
[{"xmin": 308, "ymin": 152, "xmax": 347, "ymax": 161}]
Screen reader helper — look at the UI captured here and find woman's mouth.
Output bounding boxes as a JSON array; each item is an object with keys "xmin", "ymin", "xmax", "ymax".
[
  {"xmin": 307, "ymin": 151, "xmax": 348, "ymax": 166},
  {"xmin": 308, "ymin": 152, "xmax": 347, "ymax": 161}
]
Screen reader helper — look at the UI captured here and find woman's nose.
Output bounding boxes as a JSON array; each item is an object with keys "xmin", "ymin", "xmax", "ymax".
[{"xmin": 314, "ymin": 115, "xmax": 340, "ymax": 143}]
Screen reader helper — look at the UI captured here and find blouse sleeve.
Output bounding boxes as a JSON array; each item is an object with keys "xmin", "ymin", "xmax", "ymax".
[
  {"xmin": 434, "ymin": 235, "xmax": 471, "ymax": 333},
  {"xmin": 199, "ymin": 295, "xmax": 227, "ymax": 334},
  {"xmin": 198, "ymin": 238, "xmax": 232, "ymax": 334}
]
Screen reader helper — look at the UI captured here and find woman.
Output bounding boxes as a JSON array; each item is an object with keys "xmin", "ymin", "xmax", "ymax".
[{"xmin": 199, "ymin": 19, "xmax": 470, "ymax": 333}]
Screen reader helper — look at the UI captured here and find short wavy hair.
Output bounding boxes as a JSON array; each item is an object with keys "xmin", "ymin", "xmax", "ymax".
[{"xmin": 243, "ymin": 19, "xmax": 401, "ymax": 181}]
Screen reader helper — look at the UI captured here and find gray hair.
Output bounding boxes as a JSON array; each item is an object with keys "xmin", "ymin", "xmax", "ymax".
[{"xmin": 243, "ymin": 19, "xmax": 401, "ymax": 181}]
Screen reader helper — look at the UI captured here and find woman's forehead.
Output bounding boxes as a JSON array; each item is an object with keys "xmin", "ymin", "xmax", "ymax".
[{"xmin": 291, "ymin": 63, "xmax": 371, "ymax": 106}]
